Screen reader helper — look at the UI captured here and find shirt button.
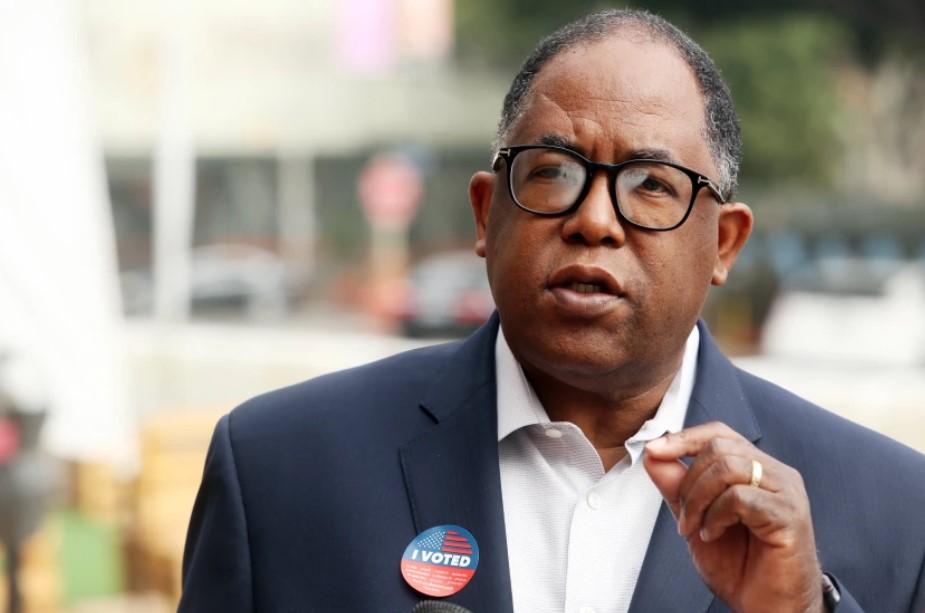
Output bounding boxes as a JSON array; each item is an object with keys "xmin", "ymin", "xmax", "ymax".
[
  {"xmin": 579, "ymin": 607, "xmax": 596, "ymax": 613},
  {"xmin": 544, "ymin": 428, "xmax": 563, "ymax": 438},
  {"xmin": 586, "ymin": 492, "xmax": 602, "ymax": 510}
]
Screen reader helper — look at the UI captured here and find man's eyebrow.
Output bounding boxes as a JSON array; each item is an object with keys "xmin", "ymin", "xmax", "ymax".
[
  {"xmin": 626, "ymin": 148, "xmax": 677, "ymax": 164},
  {"xmin": 535, "ymin": 133, "xmax": 577, "ymax": 150},
  {"xmin": 529, "ymin": 136, "xmax": 679, "ymax": 165}
]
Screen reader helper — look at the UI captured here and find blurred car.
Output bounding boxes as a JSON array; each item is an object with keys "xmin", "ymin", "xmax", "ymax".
[
  {"xmin": 120, "ymin": 244, "xmax": 290, "ymax": 317},
  {"xmin": 394, "ymin": 250, "xmax": 494, "ymax": 338},
  {"xmin": 761, "ymin": 257, "xmax": 925, "ymax": 365}
]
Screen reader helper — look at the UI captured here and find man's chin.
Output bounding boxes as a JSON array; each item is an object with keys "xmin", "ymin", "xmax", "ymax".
[{"xmin": 517, "ymin": 334, "xmax": 649, "ymax": 382}]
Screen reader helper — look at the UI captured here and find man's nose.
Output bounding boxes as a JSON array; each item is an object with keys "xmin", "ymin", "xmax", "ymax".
[{"xmin": 560, "ymin": 173, "xmax": 627, "ymax": 247}]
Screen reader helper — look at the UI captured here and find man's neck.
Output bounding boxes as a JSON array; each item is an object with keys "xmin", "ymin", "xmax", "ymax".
[{"xmin": 522, "ymin": 361, "xmax": 681, "ymax": 472}]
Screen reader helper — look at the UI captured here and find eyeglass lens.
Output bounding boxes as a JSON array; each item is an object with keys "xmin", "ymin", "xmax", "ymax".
[{"xmin": 509, "ymin": 148, "xmax": 695, "ymax": 229}]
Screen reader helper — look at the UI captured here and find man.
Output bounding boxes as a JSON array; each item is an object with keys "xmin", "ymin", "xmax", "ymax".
[{"xmin": 179, "ymin": 9, "xmax": 925, "ymax": 613}]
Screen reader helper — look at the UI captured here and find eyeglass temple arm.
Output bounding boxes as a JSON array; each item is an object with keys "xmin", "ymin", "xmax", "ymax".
[
  {"xmin": 697, "ymin": 175, "xmax": 726, "ymax": 204},
  {"xmin": 492, "ymin": 148, "xmax": 511, "ymax": 171}
]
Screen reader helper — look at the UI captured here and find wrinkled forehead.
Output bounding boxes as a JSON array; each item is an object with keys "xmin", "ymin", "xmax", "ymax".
[{"xmin": 511, "ymin": 33, "xmax": 709, "ymax": 158}]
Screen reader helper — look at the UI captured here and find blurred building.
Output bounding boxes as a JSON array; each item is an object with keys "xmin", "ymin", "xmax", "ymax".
[{"xmin": 83, "ymin": 0, "xmax": 509, "ymax": 316}]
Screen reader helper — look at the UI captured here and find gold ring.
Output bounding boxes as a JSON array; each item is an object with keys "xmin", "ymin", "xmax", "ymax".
[{"xmin": 749, "ymin": 459, "xmax": 763, "ymax": 488}]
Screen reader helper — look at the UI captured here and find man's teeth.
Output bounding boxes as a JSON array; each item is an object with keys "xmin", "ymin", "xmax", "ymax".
[{"xmin": 569, "ymin": 282, "xmax": 603, "ymax": 294}]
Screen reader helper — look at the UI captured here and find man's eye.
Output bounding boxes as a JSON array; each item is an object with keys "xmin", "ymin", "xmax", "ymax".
[
  {"xmin": 623, "ymin": 170, "xmax": 678, "ymax": 198},
  {"xmin": 529, "ymin": 165, "xmax": 581, "ymax": 183},
  {"xmin": 640, "ymin": 177, "xmax": 670, "ymax": 193},
  {"xmin": 531, "ymin": 166, "xmax": 566, "ymax": 179}
]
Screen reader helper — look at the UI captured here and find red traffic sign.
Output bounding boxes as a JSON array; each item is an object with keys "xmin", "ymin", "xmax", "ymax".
[
  {"xmin": 0, "ymin": 417, "xmax": 20, "ymax": 464},
  {"xmin": 358, "ymin": 153, "xmax": 423, "ymax": 225}
]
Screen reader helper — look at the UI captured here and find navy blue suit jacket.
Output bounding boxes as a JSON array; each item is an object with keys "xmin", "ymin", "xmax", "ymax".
[{"xmin": 179, "ymin": 316, "xmax": 925, "ymax": 612}]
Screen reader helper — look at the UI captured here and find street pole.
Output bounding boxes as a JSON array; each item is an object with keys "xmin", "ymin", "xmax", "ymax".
[{"xmin": 5, "ymin": 539, "xmax": 21, "ymax": 613}]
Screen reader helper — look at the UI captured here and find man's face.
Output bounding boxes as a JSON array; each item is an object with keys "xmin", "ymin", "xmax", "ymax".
[{"xmin": 469, "ymin": 33, "xmax": 752, "ymax": 396}]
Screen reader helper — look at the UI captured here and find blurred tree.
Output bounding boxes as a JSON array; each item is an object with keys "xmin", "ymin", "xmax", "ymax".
[
  {"xmin": 803, "ymin": 0, "xmax": 925, "ymax": 62},
  {"xmin": 700, "ymin": 15, "xmax": 850, "ymax": 186}
]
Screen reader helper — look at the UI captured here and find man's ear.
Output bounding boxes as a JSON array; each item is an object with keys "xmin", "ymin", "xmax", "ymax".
[
  {"xmin": 712, "ymin": 202, "xmax": 754, "ymax": 286},
  {"xmin": 469, "ymin": 171, "xmax": 495, "ymax": 258}
]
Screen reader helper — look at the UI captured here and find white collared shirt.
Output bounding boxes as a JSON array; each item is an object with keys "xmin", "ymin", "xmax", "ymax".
[{"xmin": 496, "ymin": 326, "xmax": 699, "ymax": 613}]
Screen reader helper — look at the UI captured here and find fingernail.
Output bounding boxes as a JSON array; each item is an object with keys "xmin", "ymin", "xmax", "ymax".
[
  {"xmin": 699, "ymin": 528, "xmax": 711, "ymax": 542},
  {"xmin": 647, "ymin": 437, "xmax": 666, "ymax": 450}
]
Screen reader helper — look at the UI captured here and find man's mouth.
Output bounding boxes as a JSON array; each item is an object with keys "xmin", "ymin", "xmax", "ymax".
[
  {"xmin": 568, "ymin": 282, "xmax": 605, "ymax": 294},
  {"xmin": 545, "ymin": 265, "xmax": 627, "ymax": 318},
  {"xmin": 548, "ymin": 265, "xmax": 625, "ymax": 297}
]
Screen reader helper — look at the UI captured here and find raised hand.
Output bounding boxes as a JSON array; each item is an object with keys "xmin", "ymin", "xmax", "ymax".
[{"xmin": 644, "ymin": 422, "xmax": 824, "ymax": 613}]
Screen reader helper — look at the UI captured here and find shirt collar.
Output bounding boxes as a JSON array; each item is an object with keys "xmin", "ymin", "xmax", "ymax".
[{"xmin": 495, "ymin": 325, "xmax": 699, "ymax": 466}]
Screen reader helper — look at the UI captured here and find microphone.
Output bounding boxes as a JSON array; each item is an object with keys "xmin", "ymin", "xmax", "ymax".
[{"xmin": 411, "ymin": 600, "xmax": 475, "ymax": 613}]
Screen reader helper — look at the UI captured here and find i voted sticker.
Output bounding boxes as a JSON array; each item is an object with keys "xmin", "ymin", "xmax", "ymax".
[{"xmin": 401, "ymin": 525, "xmax": 480, "ymax": 597}]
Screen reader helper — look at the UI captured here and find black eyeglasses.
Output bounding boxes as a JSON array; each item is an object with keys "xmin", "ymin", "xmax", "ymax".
[{"xmin": 492, "ymin": 145, "xmax": 726, "ymax": 231}]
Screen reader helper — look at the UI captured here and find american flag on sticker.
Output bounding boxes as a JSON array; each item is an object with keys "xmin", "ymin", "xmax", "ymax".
[
  {"xmin": 416, "ymin": 530, "xmax": 475, "ymax": 556},
  {"xmin": 401, "ymin": 525, "xmax": 480, "ymax": 597}
]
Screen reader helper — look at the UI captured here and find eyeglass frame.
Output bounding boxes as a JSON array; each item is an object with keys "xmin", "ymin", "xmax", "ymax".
[{"xmin": 492, "ymin": 144, "xmax": 727, "ymax": 232}]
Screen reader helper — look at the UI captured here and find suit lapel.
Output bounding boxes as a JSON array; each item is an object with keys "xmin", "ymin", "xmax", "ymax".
[
  {"xmin": 399, "ymin": 315, "xmax": 514, "ymax": 613},
  {"xmin": 628, "ymin": 322, "xmax": 762, "ymax": 613},
  {"xmin": 628, "ymin": 502, "xmax": 716, "ymax": 613}
]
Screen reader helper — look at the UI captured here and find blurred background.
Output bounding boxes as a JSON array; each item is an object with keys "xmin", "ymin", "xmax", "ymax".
[{"xmin": 0, "ymin": 0, "xmax": 923, "ymax": 610}]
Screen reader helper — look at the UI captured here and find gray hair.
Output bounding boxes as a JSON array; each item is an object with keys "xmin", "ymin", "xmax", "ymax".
[{"xmin": 495, "ymin": 9, "xmax": 741, "ymax": 200}]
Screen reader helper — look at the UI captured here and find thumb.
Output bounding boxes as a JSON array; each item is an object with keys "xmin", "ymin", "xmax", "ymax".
[{"xmin": 643, "ymin": 453, "xmax": 687, "ymax": 520}]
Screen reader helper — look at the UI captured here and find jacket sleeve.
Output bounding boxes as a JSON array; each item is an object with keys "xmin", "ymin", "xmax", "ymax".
[
  {"xmin": 827, "ymin": 574, "xmax": 864, "ymax": 613},
  {"xmin": 178, "ymin": 413, "xmax": 254, "ymax": 613}
]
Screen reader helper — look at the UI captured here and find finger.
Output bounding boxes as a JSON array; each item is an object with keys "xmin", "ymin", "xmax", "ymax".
[
  {"xmin": 678, "ymin": 453, "xmax": 758, "ymax": 538},
  {"xmin": 698, "ymin": 484, "xmax": 789, "ymax": 544},
  {"xmin": 643, "ymin": 454, "xmax": 687, "ymax": 522},
  {"xmin": 644, "ymin": 422, "xmax": 746, "ymax": 461},
  {"xmin": 678, "ymin": 437, "xmax": 755, "ymax": 504}
]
